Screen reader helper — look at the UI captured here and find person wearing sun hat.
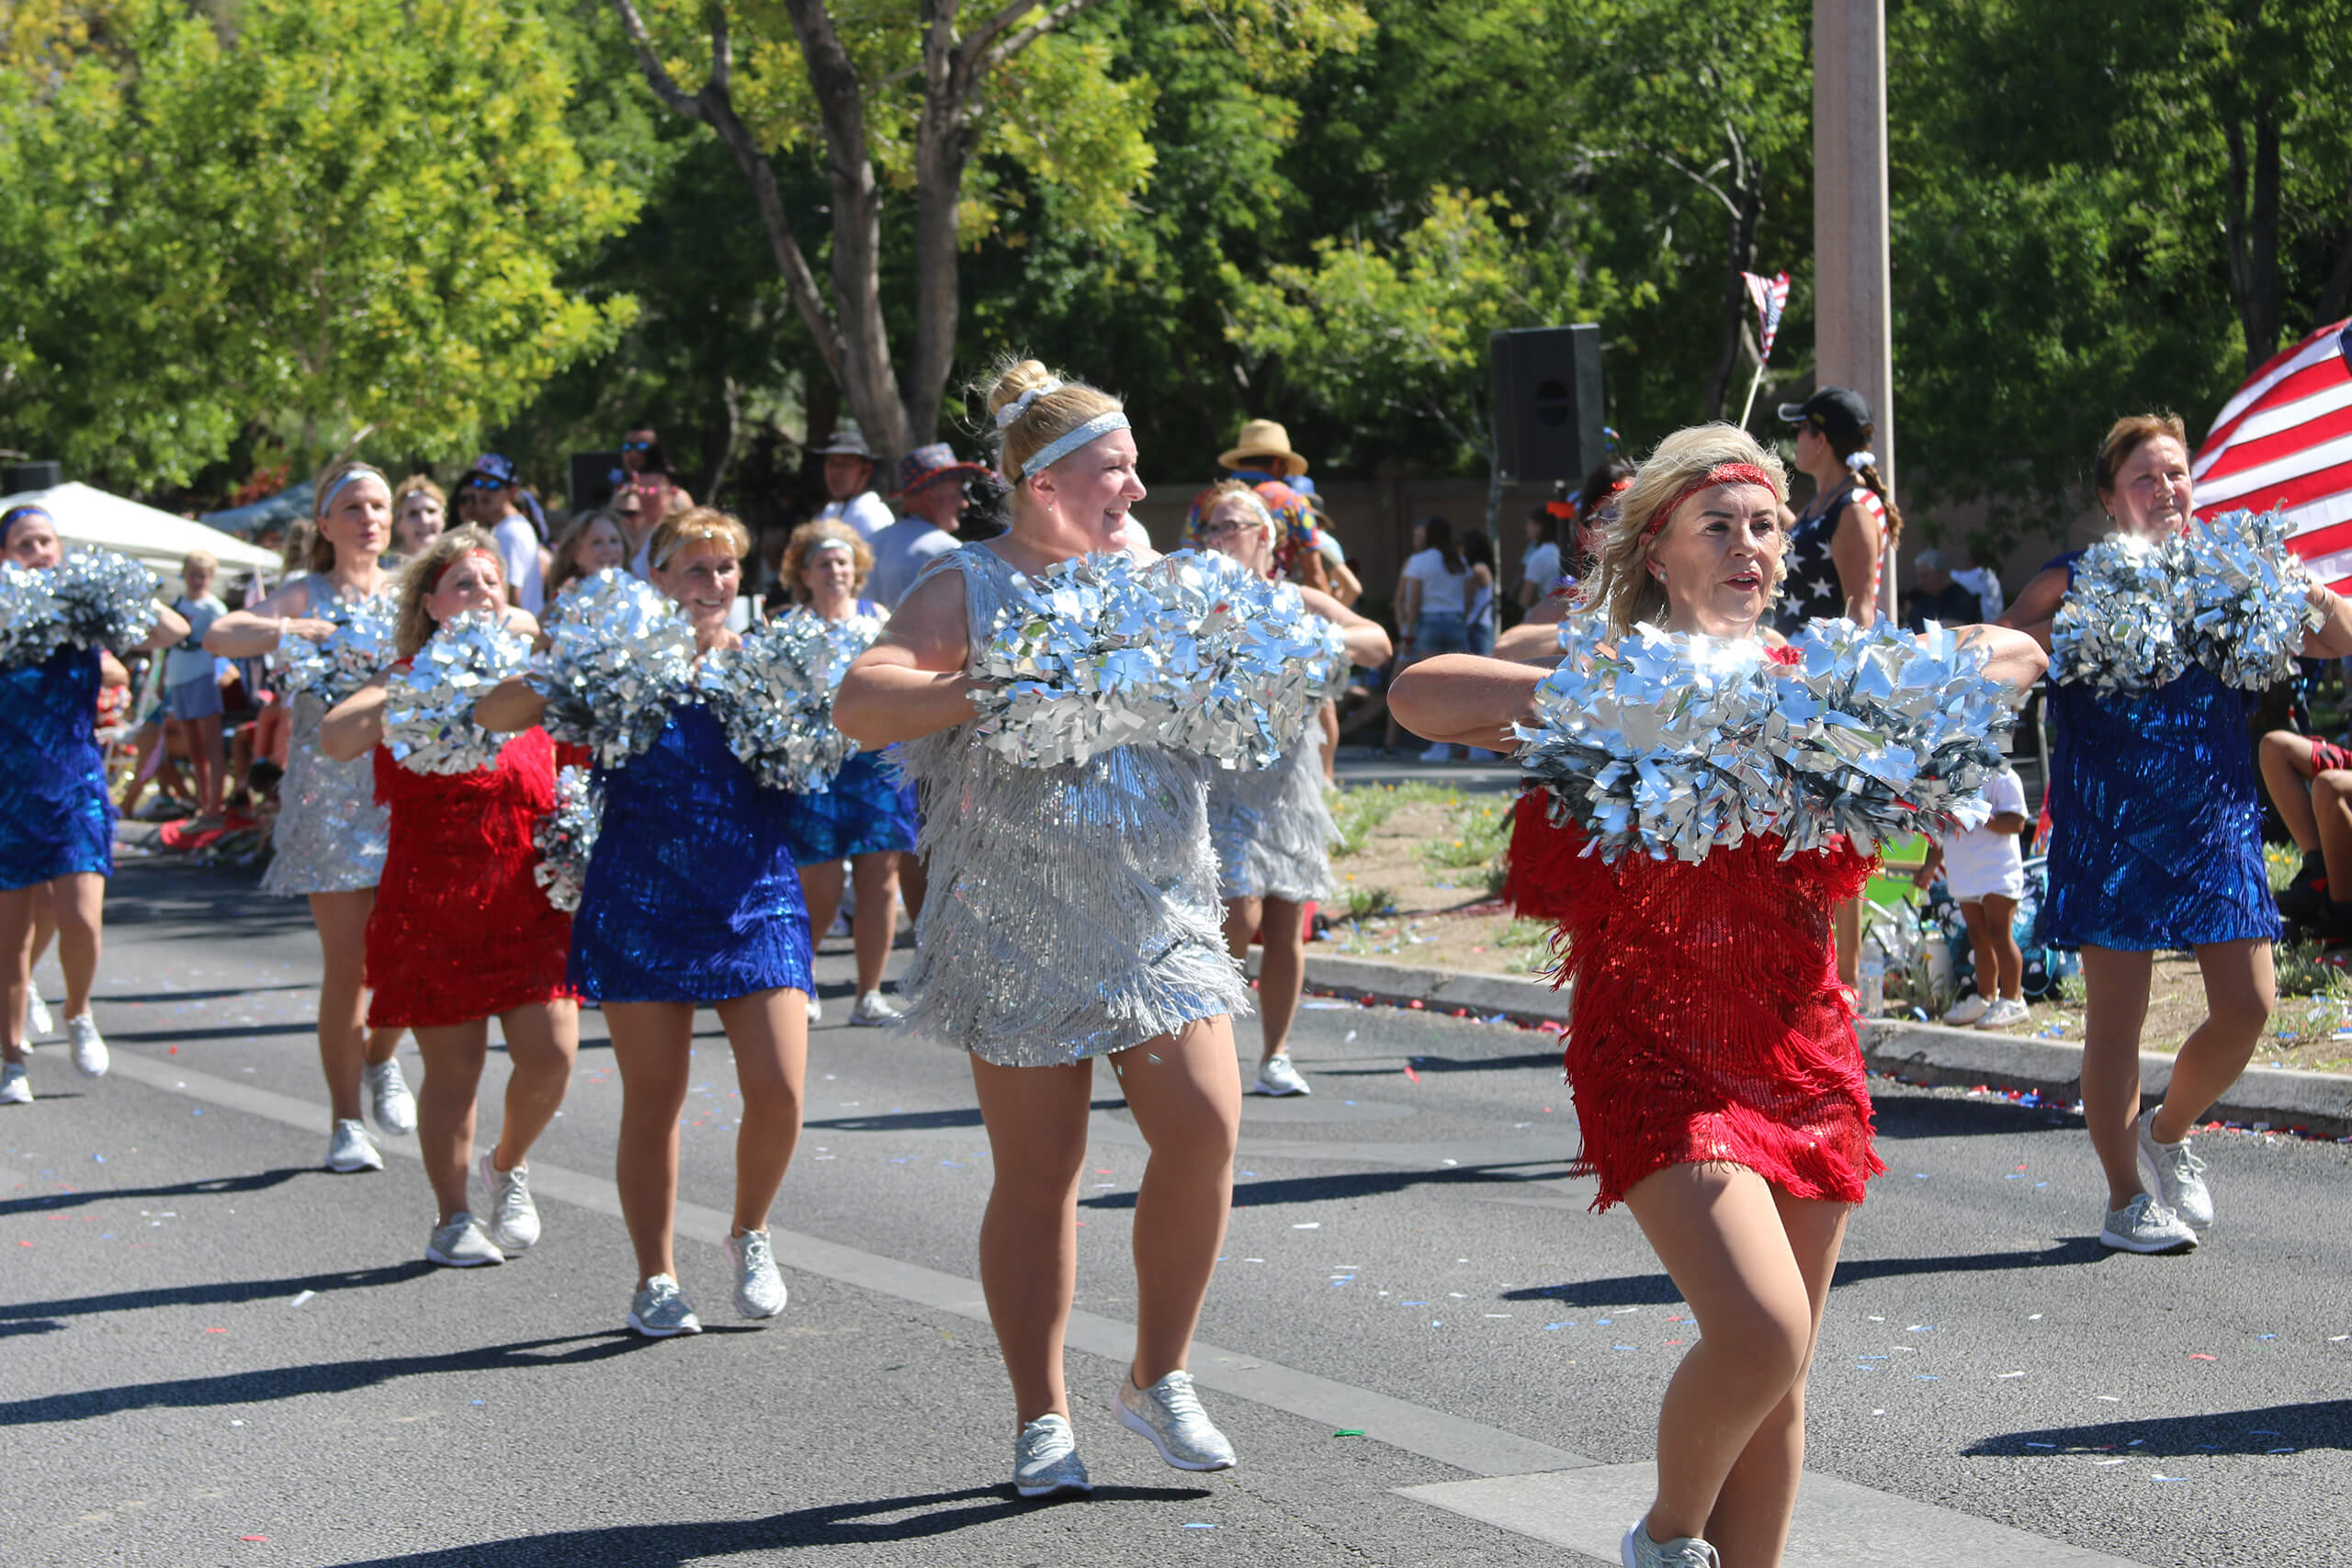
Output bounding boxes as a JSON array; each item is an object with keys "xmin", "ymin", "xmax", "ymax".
[
  {"xmin": 812, "ymin": 423, "xmax": 894, "ymax": 543},
  {"xmin": 866, "ymin": 444, "xmax": 990, "ymax": 610},
  {"xmin": 1217, "ymin": 418, "xmax": 1314, "ymax": 493}
]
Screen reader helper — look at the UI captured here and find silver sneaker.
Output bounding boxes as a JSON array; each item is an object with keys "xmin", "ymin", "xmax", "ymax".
[
  {"xmin": 366, "ymin": 1057, "xmax": 416, "ymax": 1135},
  {"xmin": 2136, "ymin": 1116, "xmax": 2212, "ymax": 1229},
  {"xmin": 478, "ymin": 1151, "xmax": 540, "ymax": 1254},
  {"xmin": 2099, "ymin": 1192, "xmax": 2197, "ymax": 1254},
  {"xmin": 25, "ymin": 988, "xmax": 52, "ymax": 1040},
  {"xmin": 1622, "ymin": 1518, "xmax": 1722, "ymax": 1568},
  {"xmin": 0, "ymin": 1061, "xmax": 30, "ymax": 1105},
  {"xmin": 424, "ymin": 1213, "xmax": 503, "ymax": 1268},
  {"xmin": 65, "ymin": 1014, "xmax": 107, "ymax": 1079},
  {"xmin": 1974, "ymin": 997, "xmax": 2031, "ymax": 1030},
  {"xmin": 628, "ymin": 1274, "xmax": 703, "ymax": 1337},
  {"xmin": 1114, "ymin": 1370, "xmax": 1237, "ymax": 1471},
  {"xmin": 325, "ymin": 1118, "xmax": 383, "ymax": 1173},
  {"xmin": 1254, "ymin": 1053, "xmax": 1311, "ymax": 1097},
  {"xmin": 1013, "ymin": 1413, "xmax": 1092, "ymax": 1498},
  {"xmin": 805, "ymin": 994, "xmax": 823, "ymax": 1025},
  {"xmin": 848, "ymin": 990, "xmax": 901, "ymax": 1027},
  {"xmin": 726, "ymin": 1228, "xmax": 787, "ymax": 1318}
]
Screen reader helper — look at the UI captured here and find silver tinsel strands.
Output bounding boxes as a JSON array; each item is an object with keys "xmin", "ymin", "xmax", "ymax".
[
  {"xmin": 382, "ymin": 611, "xmax": 533, "ymax": 775},
  {"xmin": 277, "ymin": 591, "xmax": 397, "ymax": 705},
  {"xmin": 532, "ymin": 764, "xmax": 601, "ymax": 912},
  {"xmin": 2181, "ymin": 508, "xmax": 2323, "ymax": 690},
  {"xmin": 0, "ymin": 562, "xmax": 65, "ymax": 668},
  {"xmin": 695, "ymin": 614, "xmax": 860, "ymax": 793},
  {"xmin": 528, "ymin": 569, "xmax": 695, "ymax": 768},
  {"xmin": 2051, "ymin": 533, "xmax": 2188, "ymax": 695},
  {"xmin": 1512, "ymin": 619, "xmax": 2012, "ymax": 864},
  {"xmin": 49, "ymin": 548, "xmax": 161, "ymax": 649}
]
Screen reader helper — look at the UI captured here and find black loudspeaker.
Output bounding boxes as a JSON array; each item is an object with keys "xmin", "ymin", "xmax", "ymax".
[
  {"xmin": 4, "ymin": 460, "xmax": 62, "ymax": 494},
  {"xmin": 1490, "ymin": 325, "xmax": 1606, "ymax": 483},
  {"xmin": 570, "ymin": 450, "xmax": 626, "ymax": 511}
]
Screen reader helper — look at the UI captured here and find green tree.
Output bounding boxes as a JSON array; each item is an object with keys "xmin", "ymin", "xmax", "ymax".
[{"xmin": 0, "ymin": 0, "xmax": 640, "ymax": 488}]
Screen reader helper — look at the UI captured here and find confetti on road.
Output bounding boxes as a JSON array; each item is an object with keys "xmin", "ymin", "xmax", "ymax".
[{"xmin": 288, "ymin": 1291, "xmax": 315, "ymax": 1308}]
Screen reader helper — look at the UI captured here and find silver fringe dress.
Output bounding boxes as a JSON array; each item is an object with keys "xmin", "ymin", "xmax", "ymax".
[
  {"xmin": 1206, "ymin": 735, "xmax": 1335, "ymax": 904},
  {"xmin": 895, "ymin": 544, "xmax": 1252, "ymax": 1066},
  {"xmin": 259, "ymin": 576, "xmax": 390, "ymax": 897}
]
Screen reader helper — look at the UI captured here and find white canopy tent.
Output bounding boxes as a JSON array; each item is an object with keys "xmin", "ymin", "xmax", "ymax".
[{"xmin": 0, "ymin": 480, "xmax": 280, "ymax": 581}]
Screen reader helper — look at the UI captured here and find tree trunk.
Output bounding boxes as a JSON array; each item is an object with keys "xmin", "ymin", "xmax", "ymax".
[
  {"xmin": 1704, "ymin": 179, "xmax": 1763, "ymax": 423},
  {"xmin": 2223, "ymin": 108, "xmax": 2284, "ymax": 374}
]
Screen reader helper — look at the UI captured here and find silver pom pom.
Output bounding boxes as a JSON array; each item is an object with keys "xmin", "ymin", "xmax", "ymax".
[
  {"xmin": 529, "ymin": 569, "xmax": 695, "ymax": 768},
  {"xmin": 49, "ymin": 548, "xmax": 162, "ymax": 650},
  {"xmin": 2181, "ymin": 508, "xmax": 2322, "ymax": 690},
  {"xmin": 0, "ymin": 562, "xmax": 65, "ymax": 668},
  {"xmin": 532, "ymin": 764, "xmax": 601, "ymax": 912},
  {"xmin": 382, "ymin": 611, "xmax": 533, "ymax": 775},
  {"xmin": 277, "ymin": 592, "xmax": 398, "ymax": 705},
  {"xmin": 695, "ymin": 614, "xmax": 862, "ymax": 794},
  {"xmin": 2051, "ymin": 533, "xmax": 2188, "ymax": 696}
]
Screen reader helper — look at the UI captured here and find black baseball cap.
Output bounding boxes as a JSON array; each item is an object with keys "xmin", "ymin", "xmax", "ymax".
[{"xmin": 1777, "ymin": 388, "xmax": 1871, "ymax": 446}]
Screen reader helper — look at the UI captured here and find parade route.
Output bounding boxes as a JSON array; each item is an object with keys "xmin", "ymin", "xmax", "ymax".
[{"xmin": 8, "ymin": 857, "xmax": 2349, "ymax": 1565}]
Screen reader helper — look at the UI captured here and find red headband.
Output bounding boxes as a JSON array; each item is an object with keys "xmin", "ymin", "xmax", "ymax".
[
  {"xmin": 430, "ymin": 547, "xmax": 502, "ymax": 592},
  {"xmin": 1639, "ymin": 463, "xmax": 1779, "ymax": 544}
]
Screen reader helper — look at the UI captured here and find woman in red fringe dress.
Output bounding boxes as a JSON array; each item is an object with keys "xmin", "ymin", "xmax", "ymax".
[
  {"xmin": 322, "ymin": 529, "xmax": 577, "ymax": 1270},
  {"xmin": 1393, "ymin": 426, "xmax": 2044, "ymax": 1568}
]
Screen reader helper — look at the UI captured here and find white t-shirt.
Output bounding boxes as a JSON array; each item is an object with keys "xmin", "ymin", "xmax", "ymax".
[
  {"xmin": 1400, "ymin": 547, "xmax": 1469, "ymax": 616},
  {"xmin": 1951, "ymin": 565, "xmax": 2005, "ymax": 621},
  {"xmin": 865, "ymin": 518, "xmax": 960, "ymax": 610},
  {"xmin": 1521, "ymin": 540, "xmax": 1561, "ymax": 595},
  {"xmin": 819, "ymin": 491, "xmax": 894, "ymax": 542},
  {"xmin": 1942, "ymin": 765, "xmax": 2028, "ymax": 900},
  {"xmin": 492, "ymin": 514, "xmax": 545, "ymax": 615}
]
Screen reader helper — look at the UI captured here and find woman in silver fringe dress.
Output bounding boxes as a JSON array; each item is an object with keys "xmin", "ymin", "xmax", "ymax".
[
  {"xmin": 1193, "ymin": 480, "xmax": 1389, "ymax": 1098},
  {"xmin": 206, "ymin": 462, "xmax": 414, "ymax": 1173},
  {"xmin": 838, "ymin": 359, "xmax": 1251, "ymax": 1501}
]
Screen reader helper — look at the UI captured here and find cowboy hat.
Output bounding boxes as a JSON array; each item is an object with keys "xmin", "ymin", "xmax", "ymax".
[
  {"xmin": 1217, "ymin": 418, "xmax": 1309, "ymax": 477},
  {"xmin": 889, "ymin": 443, "xmax": 991, "ymax": 499}
]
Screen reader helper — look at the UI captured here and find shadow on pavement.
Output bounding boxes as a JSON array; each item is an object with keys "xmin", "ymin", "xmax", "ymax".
[
  {"xmin": 321, "ymin": 1484, "xmax": 1217, "ymax": 1563},
  {"xmin": 98, "ymin": 983, "xmax": 316, "ymax": 1004},
  {"xmin": 0, "ymin": 1330, "xmax": 656, "ymax": 1425},
  {"xmin": 1083, "ymin": 1160, "xmax": 1569, "ymax": 1214},
  {"xmin": 1314, "ymin": 1051, "xmax": 1566, "ymax": 1077},
  {"xmin": 1501, "ymin": 1236, "xmax": 2112, "ymax": 1309},
  {"xmin": 0, "ymin": 1258, "xmax": 434, "ymax": 1321},
  {"xmin": 1, "ymin": 1164, "xmax": 310, "ymax": 1216},
  {"xmin": 1870, "ymin": 1090, "xmax": 2080, "ymax": 1141},
  {"xmin": 1965, "ymin": 1400, "xmax": 2352, "ymax": 1457}
]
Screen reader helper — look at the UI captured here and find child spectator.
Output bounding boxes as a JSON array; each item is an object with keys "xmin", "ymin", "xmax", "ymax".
[
  {"xmin": 1917, "ymin": 761, "xmax": 2030, "ymax": 1028},
  {"xmin": 163, "ymin": 550, "xmax": 231, "ymax": 824},
  {"xmin": 2256, "ymin": 728, "xmax": 2352, "ymax": 927}
]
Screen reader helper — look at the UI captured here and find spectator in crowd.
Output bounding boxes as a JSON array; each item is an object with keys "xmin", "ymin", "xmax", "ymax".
[
  {"xmin": 1384, "ymin": 515, "xmax": 1471, "ymax": 761},
  {"xmin": 2259, "ymin": 727, "xmax": 2352, "ymax": 929},
  {"xmin": 1951, "ymin": 542, "xmax": 2007, "ymax": 621},
  {"xmin": 813, "ymin": 424, "xmax": 893, "ymax": 541},
  {"xmin": 163, "ymin": 551, "xmax": 231, "ymax": 826},
  {"xmin": 619, "ymin": 423, "xmax": 695, "ymax": 509},
  {"xmin": 1217, "ymin": 418, "xmax": 1316, "ymax": 497},
  {"xmin": 1914, "ymin": 761, "xmax": 2031, "ymax": 1028},
  {"xmin": 1519, "ymin": 504, "xmax": 1562, "ymax": 612},
  {"xmin": 1902, "ymin": 548, "xmax": 1984, "ymax": 632},
  {"xmin": 454, "ymin": 454, "xmax": 547, "ymax": 615},
  {"xmin": 1462, "ymin": 526, "xmax": 1498, "ymax": 658},
  {"xmin": 1775, "ymin": 387, "xmax": 1900, "ymax": 632},
  {"xmin": 1568, "ymin": 456, "xmax": 1637, "ymax": 586},
  {"xmin": 545, "ymin": 510, "xmax": 631, "ymax": 606},
  {"xmin": 610, "ymin": 480, "xmax": 654, "ymax": 578},
  {"xmin": 867, "ymin": 444, "xmax": 988, "ymax": 610},
  {"xmin": 390, "ymin": 477, "xmax": 447, "ymax": 563}
]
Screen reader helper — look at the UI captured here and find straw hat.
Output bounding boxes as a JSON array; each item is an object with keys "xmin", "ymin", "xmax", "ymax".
[{"xmin": 1217, "ymin": 418, "xmax": 1310, "ymax": 477}]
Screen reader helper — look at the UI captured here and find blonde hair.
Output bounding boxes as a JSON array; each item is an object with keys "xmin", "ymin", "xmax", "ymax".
[
  {"xmin": 1589, "ymin": 425, "xmax": 1790, "ymax": 638},
  {"xmin": 394, "ymin": 525, "xmax": 503, "ymax": 658},
  {"xmin": 978, "ymin": 355, "xmax": 1123, "ymax": 487},
  {"xmin": 546, "ymin": 508, "xmax": 628, "ymax": 600},
  {"xmin": 308, "ymin": 459, "xmax": 390, "ymax": 573},
  {"xmin": 779, "ymin": 518, "xmax": 873, "ymax": 603},
  {"xmin": 645, "ymin": 505, "xmax": 752, "ymax": 572},
  {"xmin": 1195, "ymin": 479, "xmax": 1276, "ymax": 547},
  {"xmin": 181, "ymin": 548, "xmax": 217, "ymax": 575},
  {"xmin": 392, "ymin": 474, "xmax": 447, "ymax": 512}
]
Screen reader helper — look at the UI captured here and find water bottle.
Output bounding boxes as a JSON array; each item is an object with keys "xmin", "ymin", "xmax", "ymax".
[{"xmin": 1858, "ymin": 944, "xmax": 1885, "ymax": 1019}]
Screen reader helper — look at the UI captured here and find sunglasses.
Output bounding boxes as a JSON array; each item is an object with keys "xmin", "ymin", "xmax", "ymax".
[
  {"xmin": 621, "ymin": 439, "xmax": 653, "ymax": 453},
  {"xmin": 461, "ymin": 476, "xmax": 506, "ymax": 492}
]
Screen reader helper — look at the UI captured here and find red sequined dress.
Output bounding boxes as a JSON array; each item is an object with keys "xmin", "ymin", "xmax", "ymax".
[
  {"xmin": 364, "ymin": 724, "xmax": 573, "ymax": 1029},
  {"xmin": 1542, "ymin": 648, "xmax": 1883, "ymax": 1211}
]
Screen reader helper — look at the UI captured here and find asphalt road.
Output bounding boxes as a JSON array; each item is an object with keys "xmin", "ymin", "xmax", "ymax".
[{"xmin": 6, "ymin": 852, "xmax": 2348, "ymax": 1566}]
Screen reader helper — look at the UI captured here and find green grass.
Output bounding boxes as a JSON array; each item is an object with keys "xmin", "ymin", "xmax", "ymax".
[
  {"xmin": 1330, "ymin": 781, "xmax": 1465, "ymax": 859},
  {"xmin": 2267, "ymin": 841, "xmax": 2301, "ymax": 894}
]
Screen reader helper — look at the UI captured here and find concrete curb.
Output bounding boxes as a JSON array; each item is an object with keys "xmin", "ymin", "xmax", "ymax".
[{"xmin": 1283, "ymin": 949, "xmax": 2352, "ymax": 1140}]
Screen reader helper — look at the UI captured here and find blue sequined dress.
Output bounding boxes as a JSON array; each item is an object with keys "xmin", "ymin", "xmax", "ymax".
[
  {"xmin": 2038, "ymin": 551, "xmax": 2280, "ymax": 952},
  {"xmin": 0, "ymin": 647, "xmax": 114, "ymax": 891},
  {"xmin": 780, "ymin": 600, "xmax": 918, "ymax": 864},
  {"xmin": 569, "ymin": 701, "xmax": 813, "ymax": 1004}
]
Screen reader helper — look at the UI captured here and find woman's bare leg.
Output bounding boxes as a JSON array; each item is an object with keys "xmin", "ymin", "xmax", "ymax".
[
  {"xmin": 307, "ymin": 890, "xmax": 377, "ymax": 1123},
  {"xmin": 48, "ymin": 873, "xmax": 103, "ymax": 1017},
  {"xmin": 712, "ymin": 987, "xmax": 807, "ymax": 1234},
  {"xmin": 847, "ymin": 853, "xmax": 899, "ymax": 996},
  {"xmin": 1254, "ymin": 898, "xmax": 1306, "ymax": 1066},
  {"xmin": 2078, "ymin": 944, "xmax": 2154, "ymax": 1210},
  {"xmin": 605, "ymin": 1000, "xmax": 695, "ymax": 1284},
  {"xmin": 2259, "ymin": 732, "xmax": 2321, "ymax": 850},
  {"xmin": 1113, "ymin": 1016, "xmax": 1242, "ymax": 1386},
  {"xmin": 970, "ymin": 1055, "xmax": 1094, "ymax": 1424},
  {"xmin": 2148, "ymin": 938, "xmax": 2273, "ymax": 1144},
  {"xmin": 1978, "ymin": 893, "xmax": 2023, "ymax": 998},
  {"xmin": 411, "ymin": 1021, "xmax": 489, "ymax": 1223},
  {"xmin": 798, "ymin": 861, "xmax": 847, "ymax": 952},
  {"xmin": 0, "ymin": 888, "xmax": 35, "ymax": 1065},
  {"xmin": 489, "ymin": 999, "xmax": 577, "ymax": 1172}
]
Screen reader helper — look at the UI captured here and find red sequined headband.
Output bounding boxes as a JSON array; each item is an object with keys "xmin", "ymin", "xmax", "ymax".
[
  {"xmin": 1640, "ymin": 463, "xmax": 1779, "ymax": 543},
  {"xmin": 430, "ymin": 547, "xmax": 502, "ymax": 592}
]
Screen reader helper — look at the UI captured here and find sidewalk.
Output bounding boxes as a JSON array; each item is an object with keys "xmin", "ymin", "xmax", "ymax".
[{"xmin": 1275, "ymin": 949, "xmax": 2352, "ymax": 1140}]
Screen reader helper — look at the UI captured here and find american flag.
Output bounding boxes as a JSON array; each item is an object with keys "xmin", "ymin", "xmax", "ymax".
[
  {"xmin": 1743, "ymin": 270, "xmax": 1791, "ymax": 363},
  {"xmin": 2191, "ymin": 317, "xmax": 2352, "ymax": 589}
]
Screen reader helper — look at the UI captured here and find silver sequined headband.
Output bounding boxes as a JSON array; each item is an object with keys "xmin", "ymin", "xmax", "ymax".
[{"xmin": 1012, "ymin": 412, "xmax": 1130, "ymax": 482}]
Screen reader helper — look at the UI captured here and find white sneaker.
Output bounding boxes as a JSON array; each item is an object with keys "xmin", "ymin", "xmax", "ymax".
[
  {"xmin": 1622, "ymin": 1518, "xmax": 1722, "ymax": 1567},
  {"xmin": 1973, "ymin": 997, "xmax": 2031, "ymax": 1030},
  {"xmin": 65, "ymin": 1014, "xmax": 107, "ymax": 1079},
  {"xmin": 1941, "ymin": 993, "xmax": 1990, "ymax": 1026},
  {"xmin": 325, "ymin": 1118, "xmax": 383, "ymax": 1173},
  {"xmin": 478, "ymin": 1150, "xmax": 540, "ymax": 1254},
  {"xmin": 1254, "ymin": 1054, "xmax": 1311, "ymax": 1097},
  {"xmin": 627, "ymin": 1274, "xmax": 702, "ymax": 1337},
  {"xmin": 726, "ymin": 1228, "xmax": 787, "ymax": 1318},
  {"xmin": 1114, "ymin": 1370, "xmax": 1237, "ymax": 1471},
  {"xmin": 2136, "ymin": 1116, "xmax": 2212, "ymax": 1229},
  {"xmin": 25, "ymin": 989, "xmax": 51, "ymax": 1040},
  {"xmin": 2099, "ymin": 1192, "xmax": 2197, "ymax": 1254},
  {"xmin": 805, "ymin": 994, "xmax": 823, "ymax": 1025},
  {"xmin": 848, "ymin": 990, "xmax": 901, "ymax": 1027},
  {"xmin": 0, "ymin": 1062, "xmax": 30, "ymax": 1105},
  {"xmin": 1013, "ymin": 1413, "xmax": 1093, "ymax": 1498},
  {"xmin": 365, "ymin": 1057, "xmax": 416, "ymax": 1135},
  {"xmin": 424, "ymin": 1213, "xmax": 503, "ymax": 1268},
  {"xmin": 1419, "ymin": 742, "xmax": 1453, "ymax": 762}
]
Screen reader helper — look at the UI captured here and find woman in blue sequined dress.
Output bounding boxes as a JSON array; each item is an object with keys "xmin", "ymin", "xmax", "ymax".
[
  {"xmin": 0, "ymin": 505, "xmax": 187, "ymax": 1105},
  {"xmin": 839, "ymin": 358, "xmax": 1253, "ymax": 1500},
  {"xmin": 775, "ymin": 519, "xmax": 914, "ymax": 1030},
  {"xmin": 481, "ymin": 508, "xmax": 811, "ymax": 1340},
  {"xmin": 2001, "ymin": 414, "xmax": 2352, "ymax": 1255}
]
